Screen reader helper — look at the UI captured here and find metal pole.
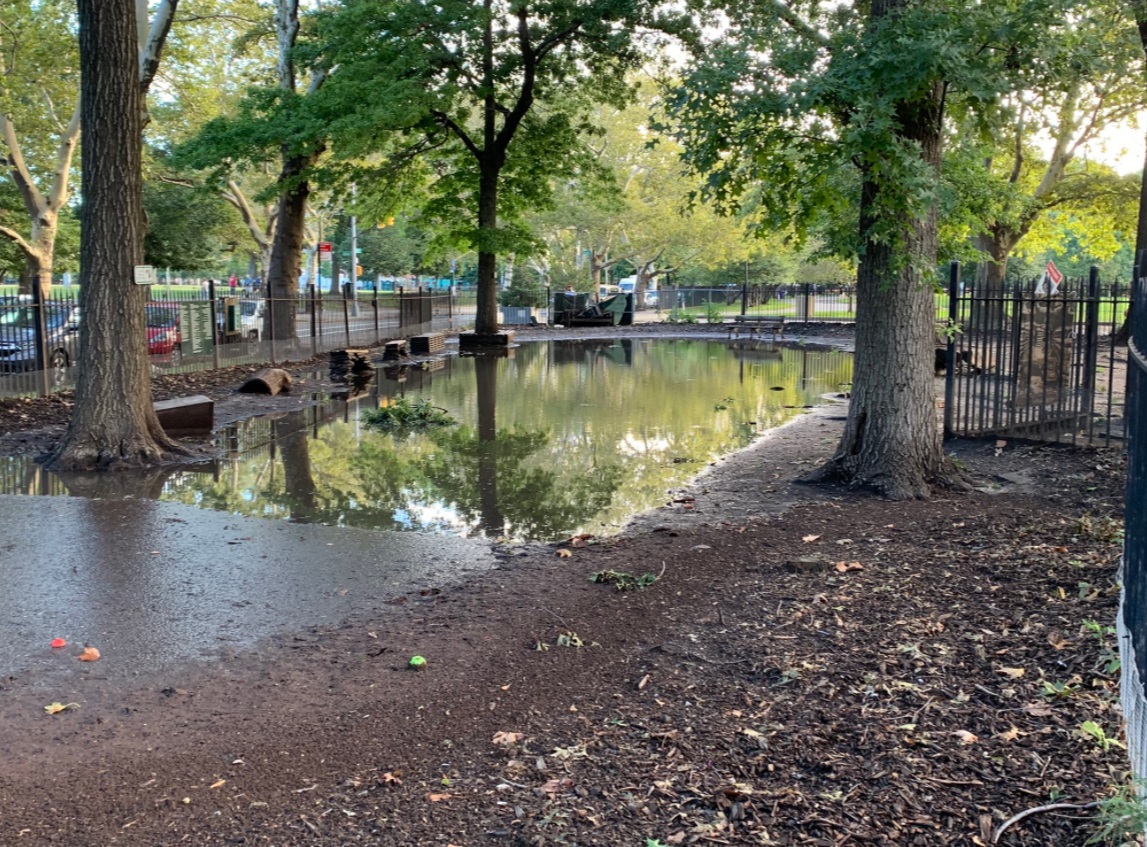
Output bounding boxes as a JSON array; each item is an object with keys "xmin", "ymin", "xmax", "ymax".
[
  {"xmin": 309, "ymin": 283, "xmax": 318, "ymax": 356},
  {"xmin": 350, "ymin": 186, "xmax": 359, "ymax": 317},
  {"xmin": 343, "ymin": 282, "xmax": 352, "ymax": 346},
  {"xmin": 268, "ymin": 289, "xmax": 277, "ymax": 365},
  {"xmin": 32, "ymin": 281, "xmax": 49, "ymax": 397},
  {"xmin": 742, "ymin": 262, "xmax": 749, "ymax": 316},
  {"xmin": 398, "ymin": 285, "xmax": 405, "ymax": 333},
  {"xmin": 943, "ymin": 261, "xmax": 959, "ymax": 439},
  {"xmin": 373, "ymin": 279, "xmax": 379, "ymax": 342},
  {"xmin": 1082, "ymin": 265, "xmax": 1101, "ymax": 431},
  {"xmin": 209, "ymin": 279, "xmax": 220, "ymax": 371}
]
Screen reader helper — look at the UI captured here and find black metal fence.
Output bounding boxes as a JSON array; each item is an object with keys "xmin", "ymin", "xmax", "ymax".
[
  {"xmin": 656, "ymin": 283, "xmax": 862, "ymax": 323},
  {"xmin": 941, "ymin": 266, "xmax": 1129, "ymax": 446},
  {"xmin": 1120, "ymin": 271, "xmax": 1147, "ymax": 796},
  {"xmin": 0, "ymin": 284, "xmax": 463, "ymax": 399}
]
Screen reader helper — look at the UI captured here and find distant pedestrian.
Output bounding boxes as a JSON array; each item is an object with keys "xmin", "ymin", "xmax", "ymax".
[{"xmin": 229, "ymin": 274, "xmax": 238, "ymax": 292}]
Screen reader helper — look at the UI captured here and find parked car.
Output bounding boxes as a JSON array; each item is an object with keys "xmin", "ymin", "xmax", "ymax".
[
  {"xmin": 146, "ymin": 304, "xmax": 182, "ymax": 356},
  {"xmin": 0, "ymin": 302, "xmax": 80, "ymax": 375},
  {"xmin": 217, "ymin": 298, "xmax": 265, "ymax": 343}
]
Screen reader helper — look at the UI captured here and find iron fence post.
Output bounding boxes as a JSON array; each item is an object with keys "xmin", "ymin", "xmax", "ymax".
[
  {"xmin": 343, "ymin": 282, "xmax": 352, "ymax": 346},
  {"xmin": 209, "ymin": 279, "xmax": 220, "ymax": 371},
  {"xmin": 1080, "ymin": 267, "xmax": 1101, "ymax": 433},
  {"xmin": 31, "ymin": 282, "xmax": 49, "ymax": 397},
  {"xmin": 943, "ymin": 261, "xmax": 958, "ymax": 439},
  {"xmin": 373, "ymin": 280, "xmax": 379, "ymax": 342},
  {"xmin": 268, "ymin": 290, "xmax": 277, "ymax": 366},
  {"xmin": 309, "ymin": 283, "xmax": 318, "ymax": 355}
]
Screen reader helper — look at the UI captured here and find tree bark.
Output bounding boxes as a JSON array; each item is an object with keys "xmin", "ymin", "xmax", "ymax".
[
  {"xmin": 804, "ymin": 0, "xmax": 956, "ymax": 499},
  {"xmin": 265, "ymin": 150, "xmax": 320, "ymax": 340},
  {"xmin": 45, "ymin": 0, "xmax": 182, "ymax": 471},
  {"xmin": 475, "ymin": 163, "xmax": 501, "ymax": 334}
]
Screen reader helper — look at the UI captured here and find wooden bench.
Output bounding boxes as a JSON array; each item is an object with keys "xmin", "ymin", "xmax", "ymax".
[{"xmin": 726, "ymin": 315, "xmax": 786, "ymax": 342}]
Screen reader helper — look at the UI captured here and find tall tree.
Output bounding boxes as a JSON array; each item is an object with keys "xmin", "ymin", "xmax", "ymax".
[
  {"xmin": 47, "ymin": 0, "xmax": 183, "ymax": 469},
  {"xmin": 669, "ymin": 0, "xmax": 1058, "ymax": 497},
  {"xmin": 0, "ymin": 0, "xmax": 81, "ymax": 297},
  {"xmin": 956, "ymin": 5, "xmax": 1142, "ymax": 316},
  {"xmin": 262, "ymin": 0, "xmax": 326, "ymax": 340},
  {"xmin": 312, "ymin": 0, "xmax": 684, "ymax": 336}
]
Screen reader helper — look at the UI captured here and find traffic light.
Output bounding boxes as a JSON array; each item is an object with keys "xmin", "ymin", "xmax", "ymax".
[{"xmin": 356, "ymin": 265, "xmax": 363, "ymax": 276}]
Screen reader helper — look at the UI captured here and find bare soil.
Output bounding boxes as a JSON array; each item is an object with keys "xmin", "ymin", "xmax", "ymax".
[{"xmin": 0, "ymin": 326, "xmax": 1133, "ymax": 846}]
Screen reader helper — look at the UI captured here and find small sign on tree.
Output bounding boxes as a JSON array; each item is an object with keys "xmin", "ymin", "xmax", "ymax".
[{"xmin": 133, "ymin": 265, "xmax": 157, "ymax": 285}]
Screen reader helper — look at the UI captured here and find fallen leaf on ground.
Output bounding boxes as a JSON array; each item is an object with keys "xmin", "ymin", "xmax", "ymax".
[
  {"xmin": 78, "ymin": 646, "xmax": 101, "ymax": 662},
  {"xmin": 802, "ymin": 534, "xmax": 821, "ymax": 543},
  {"xmin": 834, "ymin": 561, "xmax": 863, "ymax": 572},
  {"xmin": 1047, "ymin": 631, "xmax": 1072, "ymax": 650},
  {"xmin": 540, "ymin": 777, "xmax": 573, "ymax": 794},
  {"xmin": 381, "ymin": 771, "xmax": 403, "ymax": 785},
  {"xmin": 492, "ymin": 731, "xmax": 525, "ymax": 746},
  {"xmin": 50, "ymin": 638, "xmax": 66, "ymax": 649},
  {"xmin": 427, "ymin": 793, "xmax": 451, "ymax": 802},
  {"xmin": 994, "ymin": 727, "xmax": 1023, "ymax": 742},
  {"xmin": 954, "ymin": 730, "xmax": 978, "ymax": 744},
  {"xmin": 209, "ymin": 779, "xmax": 226, "ymax": 789},
  {"xmin": 997, "ymin": 667, "xmax": 1024, "ymax": 679},
  {"xmin": 556, "ymin": 549, "xmax": 572, "ymax": 558},
  {"xmin": 44, "ymin": 702, "xmax": 80, "ymax": 715}
]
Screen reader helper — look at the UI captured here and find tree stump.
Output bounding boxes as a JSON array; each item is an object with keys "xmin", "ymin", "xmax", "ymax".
[{"xmin": 238, "ymin": 368, "xmax": 293, "ymax": 395}]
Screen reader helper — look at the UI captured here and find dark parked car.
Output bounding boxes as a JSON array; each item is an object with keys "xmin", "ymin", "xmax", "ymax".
[{"xmin": 0, "ymin": 302, "xmax": 80, "ymax": 375}]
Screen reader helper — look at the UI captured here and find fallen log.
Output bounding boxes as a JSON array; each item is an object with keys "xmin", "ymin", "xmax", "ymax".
[{"xmin": 238, "ymin": 368, "xmax": 293, "ymax": 396}]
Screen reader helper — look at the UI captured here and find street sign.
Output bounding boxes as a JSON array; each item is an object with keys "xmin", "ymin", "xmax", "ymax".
[
  {"xmin": 133, "ymin": 265, "xmax": 158, "ymax": 285},
  {"xmin": 318, "ymin": 242, "xmax": 333, "ymax": 258},
  {"xmin": 1037, "ymin": 260, "xmax": 1063, "ymax": 295}
]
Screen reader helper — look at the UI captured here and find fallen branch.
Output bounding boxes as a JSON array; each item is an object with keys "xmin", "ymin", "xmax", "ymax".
[{"xmin": 992, "ymin": 800, "xmax": 1100, "ymax": 843}]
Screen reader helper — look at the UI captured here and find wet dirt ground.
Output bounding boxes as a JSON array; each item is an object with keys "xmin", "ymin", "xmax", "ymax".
[{"xmin": 0, "ymin": 325, "xmax": 1133, "ymax": 846}]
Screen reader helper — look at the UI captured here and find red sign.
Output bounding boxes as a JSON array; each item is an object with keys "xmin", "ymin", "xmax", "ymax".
[
  {"xmin": 318, "ymin": 241, "xmax": 333, "ymax": 256},
  {"xmin": 1046, "ymin": 260, "xmax": 1063, "ymax": 286}
]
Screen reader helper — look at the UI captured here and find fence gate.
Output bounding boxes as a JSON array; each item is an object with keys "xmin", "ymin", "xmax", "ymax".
[{"xmin": 942, "ymin": 267, "xmax": 1128, "ymax": 446}]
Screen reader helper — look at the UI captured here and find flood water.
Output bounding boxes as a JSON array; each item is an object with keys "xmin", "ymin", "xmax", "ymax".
[{"xmin": 1, "ymin": 339, "xmax": 852, "ymax": 543}]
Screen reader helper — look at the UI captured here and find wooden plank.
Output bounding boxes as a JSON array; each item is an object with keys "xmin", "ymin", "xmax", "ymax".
[
  {"xmin": 411, "ymin": 332, "xmax": 446, "ymax": 354},
  {"xmin": 154, "ymin": 395, "xmax": 214, "ymax": 436}
]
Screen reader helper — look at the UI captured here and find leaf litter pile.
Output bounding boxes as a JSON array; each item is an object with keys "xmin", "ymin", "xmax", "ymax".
[{"xmin": 0, "ymin": 433, "xmax": 1133, "ymax": 846}]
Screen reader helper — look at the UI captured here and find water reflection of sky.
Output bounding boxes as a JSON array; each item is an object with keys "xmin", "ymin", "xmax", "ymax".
[{"xmin": 0, "ymin": 339, "xmax": 852, "ymax": 543}]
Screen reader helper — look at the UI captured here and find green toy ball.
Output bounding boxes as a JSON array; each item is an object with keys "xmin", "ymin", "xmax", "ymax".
[{"xmin": 409, "ymin": 655, "xmax": 427, "ymax": 670}]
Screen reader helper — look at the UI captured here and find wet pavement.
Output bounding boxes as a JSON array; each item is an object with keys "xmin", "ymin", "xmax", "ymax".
[{"xmin": 0, "ymin": 494, "xmax": 496, "ymax": 691}]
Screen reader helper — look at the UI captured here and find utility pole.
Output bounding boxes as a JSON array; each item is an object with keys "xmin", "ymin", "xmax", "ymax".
[{"xmin": 349, "ymin": 185, "xmax": 359, "ymax": 315}]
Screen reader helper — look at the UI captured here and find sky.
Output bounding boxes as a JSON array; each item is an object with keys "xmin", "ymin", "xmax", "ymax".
[{"xmin": 1085, "ymin": 121, "xmax": 1146, "ymax": 175}]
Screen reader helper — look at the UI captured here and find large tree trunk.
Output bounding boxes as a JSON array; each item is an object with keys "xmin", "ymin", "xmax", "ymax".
[
  {"xmin": 804, "ymin": 0, "xmax": 954, "ymax": 500},
  {"xmin": 45, "ymin": 0, "xmax": 182, "ymax": 471},
  {"xmin": 265, "ymin": 150, "xmax": 320, "ymax": 341},
  {"xmin": 474, "ymin": 164, "xmax": 501, "ymax": 334},
  {"xmin": 20, "ymin": 224, "xmax": 56, "ymax": 299},
  {"xmin": 968, "ymin": 228, "xmax": 1020, "ymax": 334}
]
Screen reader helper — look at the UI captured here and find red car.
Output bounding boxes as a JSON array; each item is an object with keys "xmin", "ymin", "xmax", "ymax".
[{"xmin": 146, "ymin": 304, "xmax": 181, "ymax": 356}]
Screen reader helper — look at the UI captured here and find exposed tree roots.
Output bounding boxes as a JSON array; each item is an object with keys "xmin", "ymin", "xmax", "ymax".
[{"xmin": 801, "ymin": 454, "xmax": 972, "ymax": 500}]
